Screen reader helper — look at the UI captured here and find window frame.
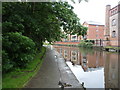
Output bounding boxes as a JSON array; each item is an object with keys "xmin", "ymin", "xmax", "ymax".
[
  {"xmin": 112, "ymin": 19, "xmax": 116, "ymax": 26},
  {"xmin": 112, "ymin": 31, "xmax": 116, "ymax": 38}
]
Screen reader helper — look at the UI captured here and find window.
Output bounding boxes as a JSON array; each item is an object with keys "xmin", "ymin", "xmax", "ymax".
[
  {"xmin": 112, "ymin": 31, "xmax": 116, "ymax": 38},
  {"xmin": 64, "ymin": 50, "xmax": 67, "ymax": 54},
  {"xmin": 71, "ymin": 35, "xmax": 77, "ymax": 41},
  {"xmin": 71, "ymin": 51, "xmax": 77, "ymax": 61},
  {"xmin": 72, "ymin": 36, "xmax": 76, "ymax": 39},
  {"xmin": 112, "ymin": 19, "xmax": 116, "ymax": 26}
]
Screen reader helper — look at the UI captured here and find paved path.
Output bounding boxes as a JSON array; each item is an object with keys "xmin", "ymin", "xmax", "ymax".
[{"xmin": 25, "ymin": 45, "xmax": 83, "ymax": 88}]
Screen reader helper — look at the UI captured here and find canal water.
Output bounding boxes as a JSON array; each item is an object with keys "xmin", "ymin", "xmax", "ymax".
[{"xmin": 53, "ymin": 45, "xmax": 119, "ymax": 88}]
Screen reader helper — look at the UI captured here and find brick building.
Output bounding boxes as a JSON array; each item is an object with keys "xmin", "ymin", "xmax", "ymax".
[
  {"xmin": 82, "ymin": 21, "xmax": 105, "ymax": 46},
  {"xmin": 62, "ymin": 34, "xmax": 81, "ymax": 42},
  {"xmin": 83, "ymin": 21, "xmax": 105, "ymax": 40},
  {"xmin": 55, "ymin": 21, "xmax": 105, "ymax": 46},
  {"xmin": 55, "ymin": 34, "xmax": 81, "ymax": 45},
  {"xmin": 105, "ymin": 1, "xmax": 120, "ymax": 46}
]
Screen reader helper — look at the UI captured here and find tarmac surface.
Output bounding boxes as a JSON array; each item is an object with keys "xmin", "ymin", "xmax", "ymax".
[{"xmin": 25, "ymin": 45, "xmax": 83, "ymax": 88}]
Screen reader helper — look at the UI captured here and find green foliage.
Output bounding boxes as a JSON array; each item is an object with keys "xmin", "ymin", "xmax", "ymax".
[
  {"xmin": 2, "ymin": 32, "xmax": 35, "ymax": 73},
  {"xmin": 2, "ymin": 2, "xmax": 85, "ymax": 45},
  {"xmin": 3, "ymin": 47, "xmax": 46, "ymax": 88},
  {"xmin": 81, "ymin": 26, "xmax": 88, "ymax": 36},
  {"xmin": 2, "ymin": 50, "xmax": 13, "ymax": 73},
  {"xmin": 79, "ymin": 40, "xmax": 93, "ymax": 48},
  {"xmin": 2, "ymin": 2, "xmax": 86, "ymax": 73}
]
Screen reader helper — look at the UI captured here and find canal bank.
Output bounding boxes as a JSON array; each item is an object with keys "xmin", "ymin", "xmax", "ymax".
[
  {"xmin": 25, "ymin": 45, "xmax": 83, "ymax": 88},
  {"xmin": 53, "ymin": 45, "xmax": 119, "ymax": 88}
]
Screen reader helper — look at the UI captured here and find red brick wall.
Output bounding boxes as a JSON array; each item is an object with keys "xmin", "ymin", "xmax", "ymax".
[
  {"xmin": 83, "ymin": 22, "xmax": 105, "ymax": 40},
  {"xmin": 87, "ymin": 25, "xmax": 105, "ymax": 40}
]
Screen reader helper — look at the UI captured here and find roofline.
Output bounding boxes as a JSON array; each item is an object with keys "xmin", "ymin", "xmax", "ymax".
[
  {"xmin": 109, "ymin": 2, "xmax": 120, "ymax": 10},
  {"xmin": 83, "ymin": 21, "xmax": 105, "ymax": 26},
  {"xmin": 89, "ymin": 24, "xmax": 105, "ymax": 26}
]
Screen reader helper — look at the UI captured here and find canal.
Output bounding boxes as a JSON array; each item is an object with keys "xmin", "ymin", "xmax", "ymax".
[{"xmin": 53, "ymin": 45, "xmax": 119, "ymax": 88}]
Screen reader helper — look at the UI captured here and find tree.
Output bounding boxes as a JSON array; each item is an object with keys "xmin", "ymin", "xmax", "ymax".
[
  {"xmin": 2, "ymin": 2, "xmax": 87, "ymax": 73},
  {"xmin": 3, "ymin": 2, "xmax": 87, "ymax": 45}
]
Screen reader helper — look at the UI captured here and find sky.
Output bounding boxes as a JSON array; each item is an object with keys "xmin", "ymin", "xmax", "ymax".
[{"xmin": 67, "ymin": 0, "xmax": 120, "ymax": 25}]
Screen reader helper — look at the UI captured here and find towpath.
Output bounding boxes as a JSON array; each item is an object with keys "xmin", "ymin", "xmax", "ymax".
[{"xmin": 25, "ymin": 45, "xmax": 83, "ymax": 88}]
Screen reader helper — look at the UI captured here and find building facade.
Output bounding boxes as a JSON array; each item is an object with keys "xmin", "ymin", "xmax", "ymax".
[
  {"xmin": 83, "ymin": 21, "xmax": 105, "ymax": 46},
  {"xmin": 55, "ymin": 34, "xmax": 82, "ymax": 45},
  {"xmin": 105, "ymin": 1, "xmax": 120, "ymax": 46},
  {"xmin": 55, "ymin": 21, "xmax": 105, "ymax": 46},
  {"xmin": 83, "ymin": 21, "xmax": 105, "ymax": 40},
  {"xmin": 62, "ymin": 34, "xmax": 81, "ymax": 42}
]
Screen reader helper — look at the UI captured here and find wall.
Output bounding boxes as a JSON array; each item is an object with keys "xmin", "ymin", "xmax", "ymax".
[
  {"xmin": 87, "ymin": 25, "xmax": 104, "ymax": 40},
  {"xmin": 109, "ymin": 12, "xmax": 118, "ymax": 46}
]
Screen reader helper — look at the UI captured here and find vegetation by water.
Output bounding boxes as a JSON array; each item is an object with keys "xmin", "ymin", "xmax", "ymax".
[
  {"xmin": 104, "ymin": 46, "xmax": 120, "ymax": 50},
  {"xmin": 2, "ymin": 47, "xmax": 46, "ymax": 88},
  {"xmin": 78, "ymin": 40, "xmax": 93, "ymax": 48}
]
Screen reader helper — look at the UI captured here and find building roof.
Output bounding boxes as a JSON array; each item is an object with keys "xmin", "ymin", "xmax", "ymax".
[{"xmin": 84, "ymin": 21, "xmax": 104, "ymax": 26}]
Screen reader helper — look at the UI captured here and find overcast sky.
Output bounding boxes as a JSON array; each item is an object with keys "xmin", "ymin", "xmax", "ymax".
[{"xmin": 67, "ymin": 0, "xmax": 120, "ymax": 25}]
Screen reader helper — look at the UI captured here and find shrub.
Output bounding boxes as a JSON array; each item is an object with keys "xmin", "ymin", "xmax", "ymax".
[
  {"xmin": 2, "ymin": 32, "xmax": 36, "ymax": 73},
  {"xmin": 86, "ymin": 42, "xmax": 93, "ymax": 48},
  {"xmin": 78, "ymin": 41, "xmax": 86, "ymax": 47},
  {"xmin": 79, "ymin": 40, "xmax": 93, "ymax": 48},
  {"xmin": 2, "ymin": 50, "xmax": 13, "ymax": 73}
]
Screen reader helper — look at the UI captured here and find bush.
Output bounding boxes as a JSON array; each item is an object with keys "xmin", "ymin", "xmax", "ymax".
[
  {"xmin": 2, "ymin": 32, "xmax": 36, "ymax": 73},
  {"xmin": 2, "ymin": 50, "xmax": 13, "ymax": 73},
  {"xmin": 86, "ymin": 42, "xmax": 93, "ymax": 48},
  {"xmin": 78, "ymin": 41, "xmax": 86, "ymax": 47},
  {"xmin": 79, "ymin": 40, "xmax": 93, "ymax": 48}
]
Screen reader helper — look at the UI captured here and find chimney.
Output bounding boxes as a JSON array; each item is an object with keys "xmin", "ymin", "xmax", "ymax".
[{"xmin": 105, "ymin": 5, "xmax": 111, "ymax": 38}]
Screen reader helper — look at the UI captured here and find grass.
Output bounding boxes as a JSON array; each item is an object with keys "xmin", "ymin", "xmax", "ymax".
[{"xmin": 2, "ymin": 46, "xmax": 46, "ymax": 88}]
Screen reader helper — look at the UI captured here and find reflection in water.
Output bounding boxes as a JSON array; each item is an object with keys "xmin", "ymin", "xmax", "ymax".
[
  {"xmin": 104, "ymin": 52, "xmax": 118, "ymax": 88},
  {"xmin": 53, "ymin": 45, "xmax": 119, "ymax": 88}
]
